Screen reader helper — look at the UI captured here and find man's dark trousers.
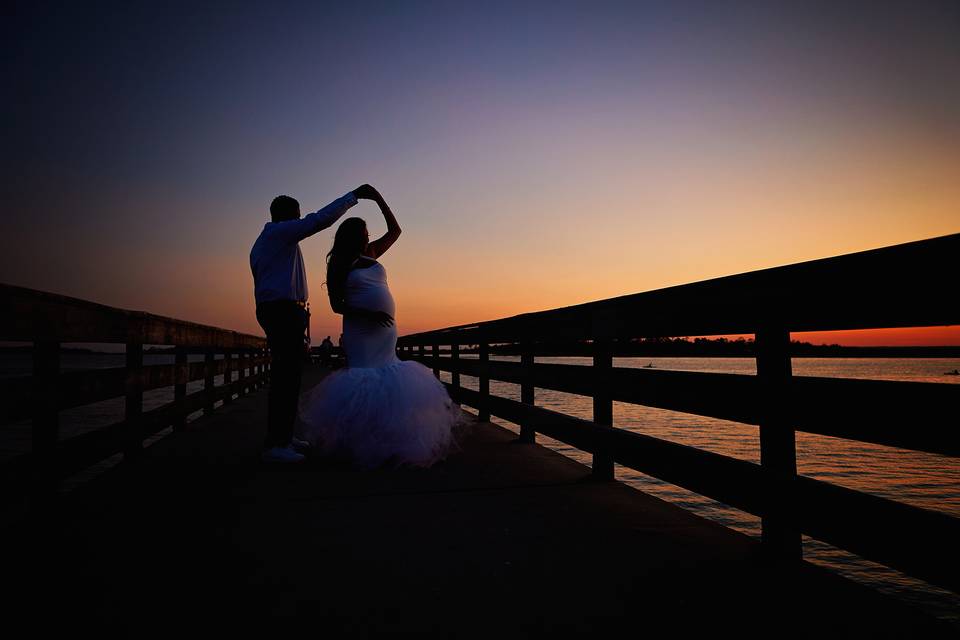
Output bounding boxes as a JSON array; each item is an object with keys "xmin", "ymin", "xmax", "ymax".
[{"xmin": 256, "ymin": 300, "xmax": 308, "ymax": 448}]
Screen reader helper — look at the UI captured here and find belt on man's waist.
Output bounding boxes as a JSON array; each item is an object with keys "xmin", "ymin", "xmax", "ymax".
[{"xmin": 258, "ymin": 299, "xmax": 307, "ymax": 309}]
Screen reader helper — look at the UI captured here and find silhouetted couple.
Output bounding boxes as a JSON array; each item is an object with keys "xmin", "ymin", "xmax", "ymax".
[{"xmin": 249, "ymin": 186, "xmax": 462, "ymax": 466}]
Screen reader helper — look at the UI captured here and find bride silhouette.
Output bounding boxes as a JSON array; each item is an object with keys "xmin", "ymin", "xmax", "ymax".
[{"xmin": 297, "ymin": 187, "xmax": 463, "ymax": 468}]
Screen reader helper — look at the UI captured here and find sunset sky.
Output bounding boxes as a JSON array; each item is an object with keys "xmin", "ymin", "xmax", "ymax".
[{"xmin": 4, "ymin": 1, "xmax": 959, "ymax": 346}]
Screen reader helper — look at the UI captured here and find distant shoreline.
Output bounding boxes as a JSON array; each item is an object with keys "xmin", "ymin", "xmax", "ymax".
[
  {"xmin": 2, "ymin": 344, "xmax": 959, "ymax": 358},
  {"xmin": 463, "ymin": 341, "xmax": 960, "ymax": 358}
]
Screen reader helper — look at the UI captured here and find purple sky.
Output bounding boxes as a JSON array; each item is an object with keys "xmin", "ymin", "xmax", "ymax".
[{"xmin": 4, "ymin": 1, "xmax": 959, "ymax": 344}]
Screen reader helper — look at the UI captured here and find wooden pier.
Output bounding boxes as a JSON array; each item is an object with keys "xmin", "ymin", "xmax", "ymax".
[
  {"xmin": 2, "ymin": 233, "xmax": 959, "ymax": 635},
  {"xmin": 3, "ymin": 365, "xmax": 955, "ymax": 637}
]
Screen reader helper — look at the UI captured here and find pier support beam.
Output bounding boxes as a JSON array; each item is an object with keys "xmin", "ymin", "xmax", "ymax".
[
  {"xmin": 173, "ymin": 347, "xmax": 187, "ymax": 432},
  {"xmin": 478, "ymin": 341, "xmax": 490, "ymax": 422},
  {"xmin": 124, "ymin": 340, "xmax": 144, "ymax": 461},
  {"xmin": 450, "ymin": 342, "xmax": 461, "ymax": 405},
  {"xmin": 592, "ymin": 336, "xmax": 615, "ymax": 480},
  {"xmin": 32, "ymin": 340, "xmax": 60, "ymax": 494},
  {"xmin": 519, "ymin": 337, "xmax": 536, "ymax": 443},
  {"xmin": 224, "ymin": 350, "xmax": 234, "ymax": 403},
  {"xmin": 204, "ymin": 350, "xmax": 216, "ymax": 416},
  {"xmin": 756, "ymin": 325, "xmax": 801, "ymax": 563}
]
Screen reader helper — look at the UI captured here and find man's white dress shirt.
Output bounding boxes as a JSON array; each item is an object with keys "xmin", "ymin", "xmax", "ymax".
[{"xmin": 250, "ymin": 192, "xmax": 358, "ymax": 303}]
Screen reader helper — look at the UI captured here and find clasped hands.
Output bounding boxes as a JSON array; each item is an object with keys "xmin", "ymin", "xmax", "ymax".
[{"xmin": 352, "ymin": 183, "xmax": 383, "ymax": 203}]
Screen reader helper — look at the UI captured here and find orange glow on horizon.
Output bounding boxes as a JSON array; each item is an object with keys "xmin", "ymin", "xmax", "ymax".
[{"xmin": 791, "ymin": 326, "xmax": 960, "ymax": 347}]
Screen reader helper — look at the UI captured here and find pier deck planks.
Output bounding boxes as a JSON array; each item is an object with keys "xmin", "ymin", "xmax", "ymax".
[{"xmin": 4, "ymin": 367, "xmax": 954, "ymax": 637}]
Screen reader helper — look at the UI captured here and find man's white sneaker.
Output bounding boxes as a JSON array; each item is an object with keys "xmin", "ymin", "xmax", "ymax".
[
  {"xmin": 261, "ymin": 445, "xmax": 305, "ymax": 463},
  {"xmin": 291, "ymin": 437, "xmax": 312, "ymax": 453}
]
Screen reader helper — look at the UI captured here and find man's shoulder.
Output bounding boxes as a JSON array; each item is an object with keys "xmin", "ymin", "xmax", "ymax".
[
  {"xmin": 252, "ymin": 222, "xmax": 279, "ymax": 243},
  {"xmin": 250, "ymin": 224, "xmax": 278, "ymax": 260}
]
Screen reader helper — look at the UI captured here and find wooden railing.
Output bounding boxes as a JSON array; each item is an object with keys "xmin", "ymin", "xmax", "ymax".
[
  {"xmin": 397, "ymin": 232, "xmax": 960, "ymax": 594},
  {"xmin": 0, "ymin": 284, "xmax": 270, "ymax": 492}
]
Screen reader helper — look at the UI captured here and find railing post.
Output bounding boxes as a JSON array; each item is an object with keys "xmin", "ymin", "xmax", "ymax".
[
  {"xmin": 32, "ymin": 340, "xmax": 60, "ymax": 493},
  {"xmin": 260, "ymin": 347, "xmax": 268, "ymax": 388},
  {"xmin": 756, "ymin": 324, "xmax": 801, "ymax": 563},
  {"xmin": 237, "ymin": 349, "xmax": 249, "ymax": 399},
  {"xmin": 519, "ymin": 337, "xmax": 536, "ymax": 443},
  {"xmin": 418, "ymin": 343, "xmax": 425, "ymax": 364},
  {"xmin": 124, "ymin": 340, "xmax": 144, "ymax": 460},
  {"xmin": 204, "ymin": 350, "xmax": 216, "ymax": 416},
  {"xmin": 222, "ymin": 349, "xmax": 232, "ymax": 403},
  {"xmin": 173, "ymin": 346, "xmax": 187, "ymax": 432},
  {"xmin": 478, "ymin": 340, "xmax": 490, "ymax": 422},
  {"xmin": 259, "ymin": 347, "xmax": 267, "ymax": 388},
  {"xmin": 589, "ymin": 308, "xmax": 616, "ymax": 480},
  {"xmin": 232, "ymin": 350, "xmax": 240, "ymax": 399},
  {"xmin": 592, "ymin": 335, "xmax": 615, "ymax": 480},
  {"xmin": 450, "ymin": 341, "xmax": 460, "ymax": 405},
  {"xmin": 432, "ymin": 341, "xmax": 440, "ymax": 379}
]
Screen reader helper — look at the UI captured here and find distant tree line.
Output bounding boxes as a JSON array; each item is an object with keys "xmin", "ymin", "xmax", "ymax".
[{"xmin": 451, "ymin": 337, "xmax": 960, "ymax": 358}]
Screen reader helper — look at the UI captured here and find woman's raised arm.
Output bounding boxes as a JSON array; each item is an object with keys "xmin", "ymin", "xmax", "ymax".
[{"xmin": 365, "ymin": 189, "xmax": 402, "ymax": 259}]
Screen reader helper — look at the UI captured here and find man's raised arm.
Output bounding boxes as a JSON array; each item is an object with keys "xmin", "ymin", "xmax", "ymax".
[{"xmin": 272, "ymin": 184, "xmax": 378, "ymax": 244}]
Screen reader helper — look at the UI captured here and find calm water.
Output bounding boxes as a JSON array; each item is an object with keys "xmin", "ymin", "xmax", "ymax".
[
  {"xmin": 2, "ymin": 353, "xmax": 958, "ymax": 624},
  {"xmin": 445, "ymin": 356, "xmax": 960, "ymax": 625}
]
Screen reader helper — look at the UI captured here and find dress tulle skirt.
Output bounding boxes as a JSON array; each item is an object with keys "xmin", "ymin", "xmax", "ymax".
[{"xmin": 297, "ymin": 360, "xmax": 465, "ymax": 469}]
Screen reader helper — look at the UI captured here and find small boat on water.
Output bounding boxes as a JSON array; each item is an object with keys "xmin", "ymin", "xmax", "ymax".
[
  {"xmin": 643, "ymin": 362, "xmax": 656, "ymax": 368},
  {"xmin": 945, "ymin": 369, "xmax": 960, "ymax": 376}
]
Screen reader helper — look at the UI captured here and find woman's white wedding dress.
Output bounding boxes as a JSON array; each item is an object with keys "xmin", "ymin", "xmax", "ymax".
[{"xmin": 297, "ymin": 257, "xmax": 463, "ymax": 469}]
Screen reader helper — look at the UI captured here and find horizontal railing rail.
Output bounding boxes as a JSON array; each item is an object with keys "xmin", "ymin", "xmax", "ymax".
[
  {"xmin": 401, "ymin": 232, "xmax": 960, "ymax": 344},
  {"xmin": 0, "ymin": 283, "xmax": 271, "ymax": 492},
  {"xmin": 401, "ymin": 359, "xmax": 958, "ymax": 456},
  {"xmin": 396, "ymin": 232, "xmax": 960, "ymax": 594}
]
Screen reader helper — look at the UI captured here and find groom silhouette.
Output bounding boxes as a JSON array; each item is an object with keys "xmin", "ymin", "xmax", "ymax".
[{"xmin": 251, "ymin": 185, "xmax": 379, "ymax": 463}]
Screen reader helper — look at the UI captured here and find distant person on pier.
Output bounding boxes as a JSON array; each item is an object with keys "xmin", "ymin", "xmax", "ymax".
[
  {"xmin": 250, "ymin": 185, "xmax": 381, "ymax": 463},
  {"xmin": 319, "ymin": 335, "xmax": 334, "ymax": 367}
]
